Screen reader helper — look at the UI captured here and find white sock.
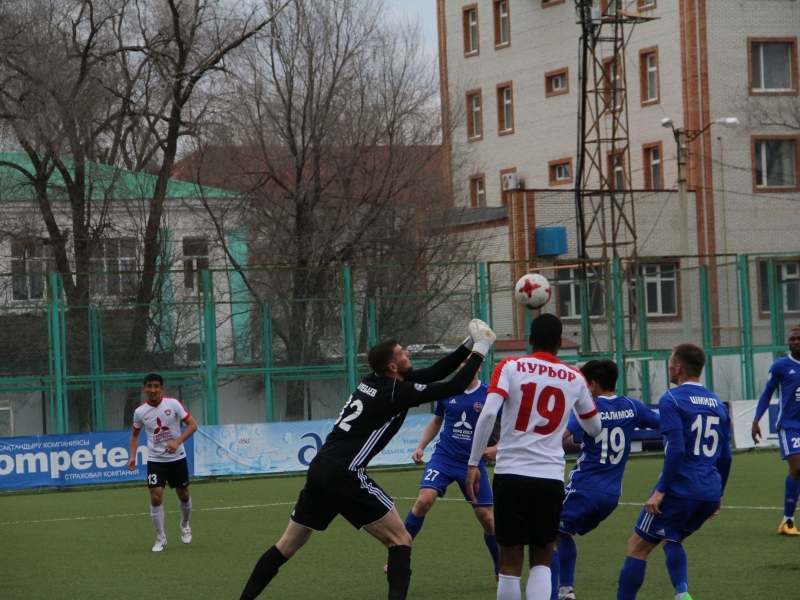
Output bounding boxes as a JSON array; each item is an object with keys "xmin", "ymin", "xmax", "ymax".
[
  {"xmin": 526, "ymin": 565, "xmax": 551, "ymax": 599},
  {"xmin": 497, "ymin": 574, "xmax": 522, "ymax": 600},
  {"xmin": 559, "ymin": 586, "xmax": 574, "ymax": 596},
  {"xmin": 180, "ymin": 498, "xmax": 192, "ymax": 528},
  {"xmin": 675, "ymin": 593, "xmax": 688, "ymax": 600},
  {"xmin": 150, "ymin": 505, "xmax": 165, "ymax": 540}
]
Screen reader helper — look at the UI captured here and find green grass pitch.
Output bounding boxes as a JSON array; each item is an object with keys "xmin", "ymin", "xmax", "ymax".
[{"xmin": 1, "ymin": 449, "xmax": 798, "ymax": 599}]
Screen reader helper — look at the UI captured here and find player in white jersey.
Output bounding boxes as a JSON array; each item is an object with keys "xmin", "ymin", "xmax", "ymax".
[
  {"xmin": 467, "ymin": 313, "xmax": 602, "ymax": 600},
  {"xmin": 128, "ymin": 373, "xmax": 198, "ymax": 552}
]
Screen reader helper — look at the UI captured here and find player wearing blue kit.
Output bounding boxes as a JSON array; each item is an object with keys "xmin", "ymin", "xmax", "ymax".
[
  {"xmin": 752, "ymin": 325, "xmax": 800, "ymax": 535},
  {"xmin": 551, "ymin": 360, "xmax": 659, "ymax": 600},
  {"xmin": 617, "ymin": 344, "xmax": 732, "ymax": 600},
  {"xmin": 404, "ymin": 369, "xmax": 501, "ymax": 579}
]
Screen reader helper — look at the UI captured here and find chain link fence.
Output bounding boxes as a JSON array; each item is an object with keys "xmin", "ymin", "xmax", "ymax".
[{"xmin": 0, "ymin": 253, "xmax": 796, "ymax": 436}]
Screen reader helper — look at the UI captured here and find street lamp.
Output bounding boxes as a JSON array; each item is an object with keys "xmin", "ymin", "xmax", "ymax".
[{"xmin": 661, "ymin": 116, "xmax": 738, "ymax": 341}]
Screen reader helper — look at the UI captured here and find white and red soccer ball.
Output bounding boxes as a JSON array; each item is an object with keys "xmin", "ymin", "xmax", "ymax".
[{"xmin": 514, "ymin": 273, "xmax": 551, "ymax": 310}]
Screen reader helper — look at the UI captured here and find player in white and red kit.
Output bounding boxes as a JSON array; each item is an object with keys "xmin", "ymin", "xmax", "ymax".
[
  {"xmin": 128, "ymin": 373, "xmax": 198, "ymax": 552},
  {"xmin": 467, "ymin": 313, "xmax": 602, "ymax": 600}
]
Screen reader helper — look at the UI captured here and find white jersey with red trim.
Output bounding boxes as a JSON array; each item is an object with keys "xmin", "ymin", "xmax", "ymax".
[
  {"xmin": 132, "ymin": 396, "xmax": 191, "ymax": 463},
  {"xmin": 489, "ymin": 352, "xmax": 597, "ymax": 481}
]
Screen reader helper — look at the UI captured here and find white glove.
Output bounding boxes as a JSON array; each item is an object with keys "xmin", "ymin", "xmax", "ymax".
[
  {"xmin": 469, "ymin": 318, "xmax": 496, "ymax": 357},
  {"xmin": 461, "ymin": 334, "xmax": 474, "ymax": 350}
]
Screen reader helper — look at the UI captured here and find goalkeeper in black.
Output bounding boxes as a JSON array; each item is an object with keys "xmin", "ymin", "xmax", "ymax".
[{"xmin": 239, "ymin": 319, "xmax": 497, "ymax": 600}]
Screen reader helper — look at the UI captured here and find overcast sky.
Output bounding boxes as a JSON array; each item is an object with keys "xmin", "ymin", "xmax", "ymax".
[{"xmin": 383, "ymin": 0, "xmax": 438, "ymax": 54}]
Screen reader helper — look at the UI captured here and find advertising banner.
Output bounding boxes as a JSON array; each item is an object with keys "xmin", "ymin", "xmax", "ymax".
[
  {"xmin": 193, "ymin": 414, "xmax": 436, "ymax": 477},
  {"xmin": 730, "ymin": 399, "xmax": 779, "ymax": 450},
  {"xmin": 0, "ymin": 430, "xmax": 194, "ymax": 491}
]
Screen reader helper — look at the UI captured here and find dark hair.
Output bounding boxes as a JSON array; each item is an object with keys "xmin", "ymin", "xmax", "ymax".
[
  {"xmin": 672, "ymin": 343, "xmax": 705, "ymax": 377},
  {"xmin": 143, "ymin": 373, "xmax": 164, "ymax": 386},
  {"xmin": 580, "ymin": 359, "xmax": 618, "ymax": 392},
  {"xmin": 790, "ymin": 326, "xmax": 800, "ymax": 335},
  {"xmin": 368, "ymin": 339, "xmax": 400, "ymax": 376},
  {"xmin": 529, "ymin": 313, "xmax": 562, "ymax": 353}
]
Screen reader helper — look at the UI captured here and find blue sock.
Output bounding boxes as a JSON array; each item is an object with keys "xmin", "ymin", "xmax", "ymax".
[
  {"xmin": 558, "ymin": 536, "xmax": 577, "ymax": 587},
  {"xmin": 617, "ymin": 556, "xmax": 647, "ymax": 600},
  {"xmin": 663, "ymin": 542, "xmax": 688, "ymax": 594},
  {"xmin": 404, "ymin": 510, "xmax": 425, "ymax": 539},
  {"xmin": 483, "ymin": 533, "xmax": 499, "ymax": 575},
  {"xmin": 550, "ymin": 547, "xmax": 560, "ymax": 600},
  {"xmin": 784, "ymin": 476, "xmax": 800, "ymax": 519}
]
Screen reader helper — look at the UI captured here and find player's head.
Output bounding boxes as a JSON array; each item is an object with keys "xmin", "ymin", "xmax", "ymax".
[
  {"xmin": 789, "ymin": 326, "xmax": 800, "ymax": 355},
  {"xmin": 529, "ymin": 313, "xmax": 563, "ymax": 354},
  {"xmin": 669, "ymin": 343, "xmax": 705, "ymax": 384},
  {"xmin": 142, "ymin": 373, "xmax": 164, "ymax": 404},
  {"xmin": 580, "ymin": 359, "xmax": 618, "ymax": 396},
  {"xmin": 368, "ymin": 339, "xmax": 412, "ymax": 377}
]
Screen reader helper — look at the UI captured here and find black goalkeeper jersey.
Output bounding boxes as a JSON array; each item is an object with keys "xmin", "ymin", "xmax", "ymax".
[{"xmin": 315, "ymin": 345, "xmax": 480, "ymax": 471}]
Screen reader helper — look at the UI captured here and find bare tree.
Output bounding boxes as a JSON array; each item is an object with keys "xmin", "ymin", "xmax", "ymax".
[
  {"xmin": 175, "ymin": 0, "xmax": 481, "ymax": 419},
  {"xmin": 0, "ymin": 0, "xmax": 291, "ymax": 429}
]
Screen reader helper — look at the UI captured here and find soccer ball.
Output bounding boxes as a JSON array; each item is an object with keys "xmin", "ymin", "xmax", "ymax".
[{"xmin": 514, "ymin": 273, "xmax": 551, "ymax": 310}]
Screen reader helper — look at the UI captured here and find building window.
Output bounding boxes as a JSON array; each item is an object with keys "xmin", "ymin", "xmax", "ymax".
[
  {"xmin": 497, "ymin": 83, "xmax": 514, "ymax": 134},
  {"xmin": 183, "ymin": 237, "xmax": 209, "ymax": 290},
  {"xmin": 601, "ymin": 0, "xmax": 618, "ymax": 16},
  {"xmin": 637, "ymin": 0, "xmax": 656, "ymax": 10},
  {"xmin": 753, "ymin": 138, "xmax": 797, "ymax": 190},
  {"xmin": 759, "ymin": 260, "xmax": 800, "ymax": 314},
  {"xmin": 640, "ymin": 48, "xmax": 659, "ymax": 105},
  {"xmin": 466, "ymin": 90, "xmax": 483, "ymax": 140},
  {"xmin": 643, "ymin": 143, "xmax": 663, "ymax": 190},
  {"xmin": 494, "ymin": 1, "xmax": 510, "ymax": 47},
  {"xmin": 542, "ymin": 0, "xmax": 566, "ymax": 8},
  {"xmin": 557, "ymin": 267, "xmax": 606, "ymax": 319},
  {"xmin": 603, "ymin": 57, "xmax": 622, "ymax": 112},
  {"xmin": 11, "ymin": 239, "xmax": 54, "ymax": 300},
  {"xmin": 91, "ymin": 237, "xmax": 137, "ymax": 297},
  {"xmin": 548, "ymin": 158, "xmax": 573, "ymax": 186},
  {"xmin": 640, "ymin": 263, "xmax": 678, "ymax": 316},
  {"xmin": 470, "ymin": 175, "xmax": 486, "ymax": 207},
  {"xmin": 607, "ymin": 151, "xmax": 626, "ymax": 190},
  {"xmin": 463, "ymin": 6, "xmax": 479, "ymax": 56},
  {"xmin": 545, "ymin": 68, "xmax": 569, "ymax": 97},
  {"xmin": 749, "ymin": 39, "xmax": 797, "ymax": 94}
]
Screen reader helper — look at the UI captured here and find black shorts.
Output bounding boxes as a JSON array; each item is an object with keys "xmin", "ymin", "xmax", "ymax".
[
  {"xmin": 291, "ymin": 456, "xmax": 394, "ymax": 531},
  {"xmin": 493, "ymin": 473, "xmax": 564, "ymax": 548},
  {"xmin": 147, "ymin": 458, "xmax": 190, "ymax": 490}
]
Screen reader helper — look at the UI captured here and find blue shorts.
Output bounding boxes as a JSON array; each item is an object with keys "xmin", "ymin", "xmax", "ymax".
[
  {"xmin": 634, "ymin": 493, "xmax": 719, "ymax": 544},
  {"xmin": 419, "ymin": 455, "xmax": 493, "ymax": 507},
  {"xmin": 559, "ymin": 488, "xmax": 619, "ymax": 537},
  {"xmin": 779, "ymin": 427, "xmax": 800, "ymax": 460}
]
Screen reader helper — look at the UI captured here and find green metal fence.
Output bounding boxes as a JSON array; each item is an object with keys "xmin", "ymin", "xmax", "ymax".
[{"xmin": 0, "ymin": 253, "xmax": 797, "ymax": 436}]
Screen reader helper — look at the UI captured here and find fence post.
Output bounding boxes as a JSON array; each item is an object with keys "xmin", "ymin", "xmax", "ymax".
[
  {"xmin": 366, "ymin": 298, "xmax": 378, "ymax": 349},
  {"xmin": 739, "ymin": 255, "xmax": 755, "ymax": 399},
  {"xmin": 635, "ymin": 274, "xmax": 651, "ymax": 403},
  {"xmin": 477, "ymin": 263, "xmax": 493, "ymax": 381},
  {"xmin": 261, "ymin": 302, "xmax": 274, "ymax": 422},
  {"xmin": 88, "ymin": 307, "xmax": 105, "ymax": 431},
  {"xmin": 47, "ymin": 273, "xmax": 68, "ymax": 434},
  {"xmin": 201, "ymin": 270, "xmax": 219, "ymax": 425},
  {"xmin": 700, "ymin": 266, "xmax": 715, "ymax": 390},
  {"xmin": 767, "ymin": 258, "xmax": 784, "ymax": 360},
  {"xmin": 612, "ymin": 259, "xmax": 627, "ymax": 394},
  {"xmin": 342, "ymin": 266, "xmax": 358, "ymax": 395}
]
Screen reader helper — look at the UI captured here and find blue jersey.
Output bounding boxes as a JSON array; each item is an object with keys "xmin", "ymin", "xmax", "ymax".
[
  {"xmin": 565, "ymin": 395, "xmax": 660, "ymax": 496},
  {"xmin": 755, "ymin": 354, "xmax": 800, "ymax": 429},
  {"xmin": 432, "ymin": 382, "xmax": 497, "ymax": 465},
  {"xmin": 657, "ymin": 382, "xmax": 731, "ymax": 502}
]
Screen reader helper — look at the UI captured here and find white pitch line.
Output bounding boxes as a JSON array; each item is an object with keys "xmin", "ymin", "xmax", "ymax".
[{"xmin": 1, "ymin": 498, "xmax": 782, "ymax": 527}]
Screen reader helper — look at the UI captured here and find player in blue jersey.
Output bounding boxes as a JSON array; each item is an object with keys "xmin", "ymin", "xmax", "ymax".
[
  {"xmin": 752, "ymin": 325, "xmax": 800, "ymax": 535},
  {"xmin": 550, "ymin": 359, "xmax": 659, "ymax": 600},
  {"xmin": 616, "ymin": 344, "xmax": 732, "ymax": 600},
  {"xmin": 403, "ymin": 364, "xmax": 501, "ymax": 579}
]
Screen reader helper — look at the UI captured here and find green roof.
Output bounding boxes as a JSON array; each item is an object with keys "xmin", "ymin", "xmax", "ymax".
[{"xmin": 0, "ymin": 152, "xmax": 236, "ymax": 201}]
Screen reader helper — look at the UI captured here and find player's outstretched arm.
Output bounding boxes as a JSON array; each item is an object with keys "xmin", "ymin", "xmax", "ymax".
[
  {"xmin": 406, "ymin": 320, "xmax": 495, "ymax": 384},
  {"xmin": 412, "ymin": 415, "xmax": 444, "ymax": 464}
]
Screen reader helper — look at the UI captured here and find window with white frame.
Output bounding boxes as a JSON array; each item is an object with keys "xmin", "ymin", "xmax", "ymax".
[
  {"xmin": 644, "ymin": 51, "xmax": 658, "ymax": 102},
  {"xmin": 11, "ymin": 239, "xmax": 54, "ymax": 300},
  {"xmin": 751, "ymin": 41, "xmax": 794, "ymax": 92},
  {"xmin": 91, "ymin": 237, "xmax": 137, "ymax": 297},
  {"xmin": 183, "ymin": 237, "xmax": 209, "ymax": 290},
  {"xmin": 470, "ymin": 175, "xmax": 486, "ymax": 207},
  {"xmin": 640, "ymin": 263, "xmax": 678, "ymax": 316},
  {"xmin": 644, "ymin": 144, "xmax": 662, "ymax": 190},
  {"xmin": 498, "ymin": 84, "xmax": 513, "ymax": 132},
  {"xmin": 637, "ymin": 0, "xmax": 656, "ymax": 9},
  {"xmin": 754, "ymin": 139, "xmax": 796, "ymax": 188},
  {"xmin": 467, "ymin": 91, "xmax": 483, "ymax": 138},
  {"xmin": 556, "ymin": 163, "xmax": 570, "ymax": 181},
  {"xmin": 759, "ymin": 260, "xmax": 800, "ymax": 314},
  {"xmin": 495, "ymin": 1, "xmax": 509, "ymax": 47},
  {"xmin": 464, "ymin": 7, "xmax": 479, "ymax": 55},
  {"xmin": 557, "ymin": 267, "xmax": 606, "ymax": 318}
]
